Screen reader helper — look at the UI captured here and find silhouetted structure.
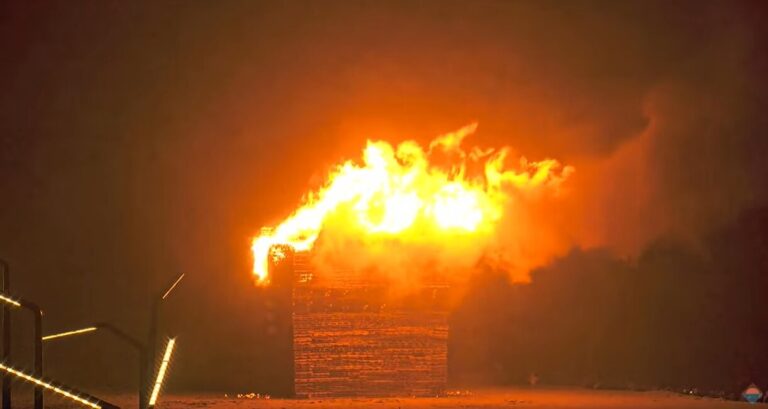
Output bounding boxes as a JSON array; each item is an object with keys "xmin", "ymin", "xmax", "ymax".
[{"xmin": 270, "ymin": 248, "xmax": 449, "ymax": 397}]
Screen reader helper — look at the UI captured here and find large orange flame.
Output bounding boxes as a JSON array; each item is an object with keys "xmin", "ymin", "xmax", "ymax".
[{"xmin": 251, "ymin": 123, "xmax": 572, "ymax": 285}]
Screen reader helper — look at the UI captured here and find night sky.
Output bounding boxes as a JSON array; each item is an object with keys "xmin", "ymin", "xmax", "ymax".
[{"xmin": 1, "ymin": 0, "xmax": 767, "ymax": 395}]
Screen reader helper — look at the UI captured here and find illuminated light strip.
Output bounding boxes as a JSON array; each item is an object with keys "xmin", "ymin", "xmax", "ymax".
[
  {"xmin": 0, "ymin": 362, "xmax": 101, "ymax": 409},
  {"xmin": 149, "ymin": 338, "xmax": 176, "ymax": 406},
  {"xmin": 0, "ymin": 293, "xmax": 21, "ymax": 308},
  {"xmin": 161, "ymin": 274, "xmax": 185, "ymax": 300},
  {"xmin": 43, "ymin": 326, "xmax": 98, "ymax": 341}
]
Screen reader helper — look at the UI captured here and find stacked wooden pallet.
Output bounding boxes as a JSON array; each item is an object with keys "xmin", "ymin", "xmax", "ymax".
[{"xmin": 291, "ymin": 252, "xmax": 449, "ymax": 398}]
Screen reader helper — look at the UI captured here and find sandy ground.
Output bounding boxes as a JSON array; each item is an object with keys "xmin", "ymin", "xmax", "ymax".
[{"xmin": 12, "ymin": 388, "xmax": 752, "ymax": 409}]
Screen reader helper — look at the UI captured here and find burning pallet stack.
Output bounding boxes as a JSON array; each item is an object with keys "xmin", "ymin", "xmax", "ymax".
[{"xmin": 271, "ymin": 249, "xmax": 449, "ymax": 398}]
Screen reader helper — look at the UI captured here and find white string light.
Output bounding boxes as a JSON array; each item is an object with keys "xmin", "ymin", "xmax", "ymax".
[
  {"xmin": 161, "ymin": 274, "xmax": 185, "ymax": 300},
  {"xmin": 0, "ymin": 362, "xmax": 101, "ymax": 409},
  {"xmin": 43, "ymin": 327, "xmax": 98, "ymax": 341},
  {"xmin": 0, "ymin": 294, "xmax": 20, "ymax": 308},
  {"xmin": 149, "ymin": 338, "xmax": 176, "ymax": 407}
]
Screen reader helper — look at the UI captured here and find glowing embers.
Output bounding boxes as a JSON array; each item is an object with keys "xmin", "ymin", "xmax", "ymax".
[
  {"xmin": 0, "ymin": 362, "xmax": 102, "ymax": 409},
  {"xmin": 149, "ymin": 338, "xmax": 176, "ymax": 407},
  {"xmin": 42, "ymin": 327, "xmax": 98, "ymax": 341}
]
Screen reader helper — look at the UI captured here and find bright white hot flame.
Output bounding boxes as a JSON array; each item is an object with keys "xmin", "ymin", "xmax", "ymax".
[{"xmin": 250, "ymin": 123, "xmax": 573, "ymax": 284}]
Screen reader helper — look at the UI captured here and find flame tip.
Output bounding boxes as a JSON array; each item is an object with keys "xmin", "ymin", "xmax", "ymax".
[{"xmin": 250, "ymin": 124, "xmax": 572, "ymax": 284}]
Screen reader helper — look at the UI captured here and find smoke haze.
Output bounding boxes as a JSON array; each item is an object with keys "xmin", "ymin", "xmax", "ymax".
[{"xmin": 1, "ymin": 0, "xmax": 767, "ymax": 393}]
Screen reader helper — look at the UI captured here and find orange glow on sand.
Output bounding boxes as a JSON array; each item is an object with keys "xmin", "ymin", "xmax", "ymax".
[{"xmin": 250, "ymin": 123, "xmax": 573, "ymax": 285}]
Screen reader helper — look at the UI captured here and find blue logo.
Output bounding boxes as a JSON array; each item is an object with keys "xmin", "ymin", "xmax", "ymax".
[{"xmin": 743, "ymin": 384, "xmax": 763, "ymax": 404}]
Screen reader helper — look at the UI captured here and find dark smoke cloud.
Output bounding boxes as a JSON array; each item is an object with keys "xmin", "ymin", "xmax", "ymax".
[{"xmin": 532, "ymin": 1, "xmax": 768, "ymax": 255}]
